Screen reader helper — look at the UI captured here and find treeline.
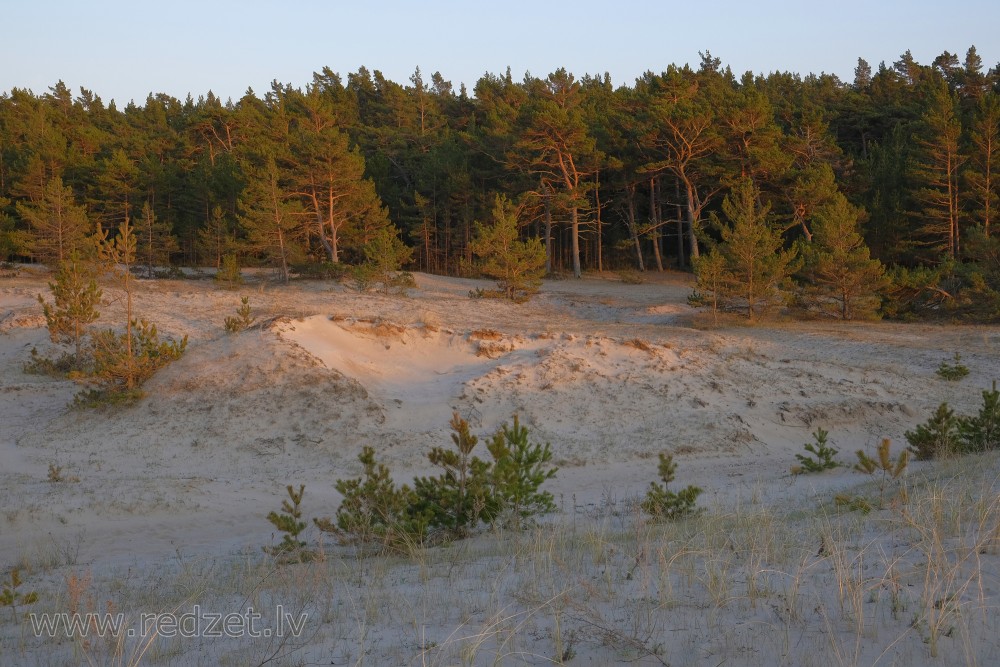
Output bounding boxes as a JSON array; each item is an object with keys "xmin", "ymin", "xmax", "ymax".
[{"xmin": 1, "ymin": 48, "xmax": 999, "ymax": 317}]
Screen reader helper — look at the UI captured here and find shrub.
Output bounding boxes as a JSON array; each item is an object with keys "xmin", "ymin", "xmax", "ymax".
[
  {"xmin": 958, "ymin": 381, "xmax": 1000, "ymax": 452},
  {"xmin": 1, "ymin": 568, "xmax": 38, "ymax": 622},
  {"xmin": 290, "ymin": 260, "xmax": 349, "ymax": 280},
  {"xmin": 264, "ymin": 485, "xmax": 312, "ymax": 561},
  {"xmin": 359, "ymin": 226, "xmax": 412, "ymax": 295},
  {"xmin": 23, "ymin": 348, "xmax": 77, "ymax": 377},
  {"xmin": 215, "ymin": 253, "xmax": 243, "ymax": 287},
  {"xmin": 469, "ymin": 195, "xmax": 546, "ymax": 302},
  {"xmin": 327, "ymin": 412, "xmax": 559, "ymax": 547},
  {"xmin": 935, "ymin": 352, "xmax": 970, "ymax": 381},
  {"xmin": 792, "ymin": 427, "xmax": 840, "ymax": 473},
  {"xmin": 641, "ymin": 453, "xmax": 702, "ymax": 520},
  {"xmin": 905, "ymin": 403, "xmax": 960, "ymax": 460},
  {"xmin": 485, "ymin": 414, "xmax": 558, "ymax": 527},
  {"xmin": 412, "ymin": 413, "xmax": 493, "ymax": 537},
  {"xmin": 854, "ymin": 438, "xmax": 908, "ymax": 506},
  {"xmin": 314, "ymin": 446, "xmax": 427, "ymax": 553},
  {"xmin": 224, "ymin": 296, "xmax": 254, "ymax": 333},
  {"xmin": 77, "ymin": 319, "xmax": 187, "ymax": 406},
  {"xmin": 37, "ymin": 251, "xmax": 101, "ymax": 368}
]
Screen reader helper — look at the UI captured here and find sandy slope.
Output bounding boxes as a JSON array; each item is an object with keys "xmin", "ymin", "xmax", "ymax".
[
  {"xmin": 2, "ymin": 268, "xmax": 996, "ymax": 559},
  {"xmin": 1, "ymin": 268, "xmax": 999, "ymax": 664}
]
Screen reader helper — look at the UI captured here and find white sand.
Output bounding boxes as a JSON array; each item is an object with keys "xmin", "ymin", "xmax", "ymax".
[{"xmin": 1, "ymin": 268, "xmax": 998, "ymax": 665}]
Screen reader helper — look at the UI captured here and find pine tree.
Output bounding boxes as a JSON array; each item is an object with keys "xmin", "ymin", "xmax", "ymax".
[
  {"xmin": 485, "ymin": 414, "xmax": 557, "ymax": 526},
  {"xmin": 412, "ymin": 413, "xmax": 491, "ymax": 537},
  {"xmin": 237, "ymin": 153, "xmax": 305, "ymax": 283},
  {"xmin": 264, "ymin": 485, "xmax": 309, "ymax": 559},
  {"xmin": 37, "ymin": 251, "xmax": 101, "ymax": 367},
  {"xmin": 516, "ymin": 70, "xmax": 597, "ymax": 278},
  {"xmin": 358, "ymin": 224, "xmax": 412, "ymax": 294},
  {"xmin": 966, "ymin": 93, "xmax": 1000, "ymax": 237},
  {"xmin": 138, "ymin": 201, "xmax": 178, "ymax": 277},
  {"xmin": 911, "ymin": 79, "xmax": 964, "ymax": 262},
  {"xmin": 707, "ymin": 178, "xmax": 800, "ymax": 320},
  {"xmin": 16, "ymin": 176, "xmax": 90, "ymax": 265},
  {"xmin": 905, "ymin": 403, "xmax": 960, "ymax": 459},
  {"xmin": 469, "ymin": 195, "xmax": 546, "ymax": 302},
  {"xmin": 958, "ymin": 382, "xmax": 1000, "ymax": 453},
  {"xmin": 641, "ymin": 453, "xmax": 702, "ymax": 520},
  {"xmin": 87, "ymin": 216, "xmax": 187, "ymax": 401},
  {"xmin": 316, "ymin": 446, "xmax": 426, "ymax": 551},
  {"xmin": 799, "ymin": 193, "xmax": 887, "ymax": 319}
]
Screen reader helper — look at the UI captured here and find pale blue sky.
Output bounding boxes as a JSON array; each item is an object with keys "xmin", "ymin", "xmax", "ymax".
[{"xmin": 3, "ymin": 1, "xmax": 997, "ymax": 104}]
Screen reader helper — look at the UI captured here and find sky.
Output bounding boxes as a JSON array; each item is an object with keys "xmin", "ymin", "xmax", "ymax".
[{"xmin": 3, "ymin": 0, "xmax": 998, "ymax": 104}]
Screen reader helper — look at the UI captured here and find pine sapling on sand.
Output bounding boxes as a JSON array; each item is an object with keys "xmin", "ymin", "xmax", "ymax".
[
  {"xmin": 82, "ymin": 217, "xmax": 187, "ymax": 405},
  {"xmin": 265, "ymin": 484, "xmax": 310, "ymax": 561},
  {"xmin": 316, "ymin": 446, "xmax": 427, "ymax": 552},
  {"xmin": 641, "ymin": 453, "xmax": 702, "ymax": 520},
  {"xmin": 224, "ymin": 296, "xmax": 254, "ymax": 333},
  {"xmin": 854, "ymin": 438, "xmax": 909, "ymax": 507},
  {"xmin": 469, "ymin": 195, "xmax": 546, "ymax": 303},
  {"xmin": 37, "ymin": 251, "xmax": 101, "ymax": 370},
  {"xmin": 935, "ymin": 352, "xmax": 970, "ymax": 381},
  {"xmin": 412, "ymin": 413, "xmax": 491, "ymax": 537},
  {"xmin": 905, "ymin": 403, "xmax": 960, "ymax": 460},
  {"xmin": 958, "ymin": 381, "xmax": 1000, "ymax": 453},
  {"xmin": 485, "ymin": 414, "xmax": 558, "ymax": 527},
  {"xmin": 215, "ymin": 253, "xmax": 243, "ymax": 287},
  {"xmin": 792, "ymin": 427, "xmax": 840, "ymax": 473}
]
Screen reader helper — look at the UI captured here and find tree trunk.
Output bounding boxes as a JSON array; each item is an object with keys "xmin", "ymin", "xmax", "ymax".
[
  {"xmin": 571, "ymin": 206, "xmax": 581, "ymax": 278},
  {"xmin": 595, "ymin": 169, "xmax": 603, "ymax": 272},
  {"xmin": 685, "ymin": 180, "xmax": 701, "ymax": 261},
  {"xmin": 626, "ymin": 183, "xmax": 645, "ymax": 271},
  {"xmin": 675, "ymin": 178, "xmax": 685, "ymax": 269},
  {"xmin": 650, "ymin": 178, "xmax": 663, "ymax": 272},
  {"xmin": 544, "ymin": 193, "xmax": 553, "ymax": 275}
]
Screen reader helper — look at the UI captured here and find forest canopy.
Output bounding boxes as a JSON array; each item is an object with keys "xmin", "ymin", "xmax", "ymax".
[{"xmin": 2, "ymin": 48, "xmax": 999, "ymax": 319}]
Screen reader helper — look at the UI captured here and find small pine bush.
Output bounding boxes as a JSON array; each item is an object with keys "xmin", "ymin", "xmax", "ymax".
[
  {"xmin": 78, "ymin": 319, "xmax": 187, "ymax": 406},
  {"xmin": 224, "ymin": 296, "xmax": 254, "ymax": 333},
  {"xmin": 327, "ymin": 412, "xmax": 559, "ymax": 547},
  {"xmin": 412, "ymin": 413, "xmax": 492, "ymax": 537},
  {"xmin": 958, "ymin": 381, "xmax": 1000, "ymax": 453},
  {"xmin": 905, "ymin": 403, "xmax": 960, "ymax": 460},
  {"xmin": 854, "ymin": 438, "xmax": 908, "ymax": 506},
  {"xmin": 935, "ymin": 352, "xmax": 970, "ymax": 381},
  {"xmin": 485, "ymin": 414, "xmax": 558, "ymax": 527},
  {"xmin": 215, "ymin": 253, "xmax": 243, "ymax": 287},
  {"xmin": 793, "ymin": 427, "xmax": 840, "ymax": 473},
  {"xmin": 641, "ymin": 453, "xmax": 702, "ymax": 520},
  {"xmin": 315, "ymin": 446, "xmax": 427, "ymax": 553},
  {"xmin": 265, "ymin": 485, "xmax": 311, "ymax": 561},
  {"xmin": 37, "ymin": 251, "xmax": 101, "ymax": 368}
]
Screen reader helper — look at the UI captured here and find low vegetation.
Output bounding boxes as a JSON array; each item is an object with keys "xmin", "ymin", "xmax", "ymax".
[
  {"xmin": 281, "ymin": 413, "xmax": 559, "ymax": 554},
  {"xmin": 792, "ymin": 427, "xmax": 841, "ymax": 473}
]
